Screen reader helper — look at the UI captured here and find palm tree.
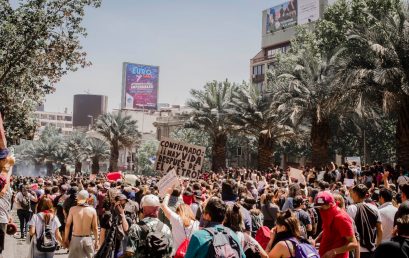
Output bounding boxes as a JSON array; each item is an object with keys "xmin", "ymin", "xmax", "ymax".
[
  {"xmin": 95, "ymin": 112, "xmax": 140, "ymax": 171},
  {"xmin": 229, "ymin": 83, "xmax": 294, "ymax": 171},
  {"xmin": 271, "ymin": 42, "xmax": 338, "ymax": 167},
  {"xmin": 87, "ymin": 137, "xmax": 110, "ymax": 174},
  {"xmin": 335, "ymin": 2, "xmax": 409, "ymax": 167},
  {"xmin": 66, "ymin": 131, "xmax": 88, "ymax": 173},
  {"xmin": 186, "ymin": 80, "xmax": 235, "ymax": 172}
]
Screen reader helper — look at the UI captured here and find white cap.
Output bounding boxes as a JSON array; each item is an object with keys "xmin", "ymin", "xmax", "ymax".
[
  {"xmin": 77, "ymin": 190, "xmax": 89, "ymax": 204},
  {"xmin": 141, "ymin": 194, "xmax": 160, "ymax": 207},
  {"xmin": 103, "ymin": 182, "xmax": 111, "ymax": 190}
]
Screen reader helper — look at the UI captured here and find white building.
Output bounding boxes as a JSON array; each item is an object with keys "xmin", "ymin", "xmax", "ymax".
[{"xmin": 34, "ymin": 110, "xmax": 73, "ymax": 137}]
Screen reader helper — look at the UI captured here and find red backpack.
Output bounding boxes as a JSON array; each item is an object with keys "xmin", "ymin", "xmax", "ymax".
[{"xmin": 255, "ymin": 226, "xmax": 271, "ymax": 249}]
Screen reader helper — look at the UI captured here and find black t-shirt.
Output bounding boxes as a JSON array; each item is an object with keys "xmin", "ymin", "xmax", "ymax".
[{"xmin": 375, "ymin": 236, "xmax": 409, "ymax": 258}]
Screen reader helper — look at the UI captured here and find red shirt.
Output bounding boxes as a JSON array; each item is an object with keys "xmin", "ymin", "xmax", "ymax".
[{"xmin": 319, "ymin": 209, "xmax": 354, "ymax": 258}]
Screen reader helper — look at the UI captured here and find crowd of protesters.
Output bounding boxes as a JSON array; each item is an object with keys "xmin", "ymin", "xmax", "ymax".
[{"xmin": 0, "ymin": 161, "xmax": 409, "ymax": 258}]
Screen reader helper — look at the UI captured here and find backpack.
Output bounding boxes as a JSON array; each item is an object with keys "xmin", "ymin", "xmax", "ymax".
[
  {"xmin": 36, "ymin": 215, "xmax": 57, "ymax": 252},
  {"xmin": 255, "ymin": 226, "xmax": 271, "ymax": 250},
  {"xmin": 204, "ymin": 227, "xmax": 242, "ymax": 258},
  {"xmin": 284, "ymin": 238, "xmax": 320, "ymax": 258},
  {"xmin": 139, "ymin": 220, "xmax": 171, "ymax": 257},
  {"xmin": 20, "ymin": 194, "xmax": 30, "ymax": 211}
]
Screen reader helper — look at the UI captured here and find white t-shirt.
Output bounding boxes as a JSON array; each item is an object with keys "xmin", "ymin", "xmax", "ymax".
[
  {"xmin": 14, "ymin": 192, "xmax": 36, "ymax": 210},
  {"xmin": 397, "ymin": 176, "xmax": 409, "ymax": 186},
  {"xmin": 168, "ymin": 210, "xmax": 199, "ymax": 256},
  {"xmin": 28, "ymin": 213, "xmax": 61, "ymax": 240}
]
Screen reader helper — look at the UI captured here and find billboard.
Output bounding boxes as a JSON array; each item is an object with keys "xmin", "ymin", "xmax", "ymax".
[
  {"xmin": 122, "ymin": 62, "xmax": 159, "ymax": 110},
  {"xmin": 266, "ymin": 0, "xmax": 298, "ymax": 33},
  {"xmin": 297, "ymin": 0, "xmax": 320, "ymax": 25}
]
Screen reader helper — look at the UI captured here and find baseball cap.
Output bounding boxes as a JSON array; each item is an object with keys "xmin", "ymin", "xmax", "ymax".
[
  {"xmin": 116, "ymin": 194, "xmax": 128, "ymax": 202},
  {"xmin": 77, "ymin": 190, "xmax": 89, "ymax": 204},
  {"xmin": 141, "ymin": 194, "xmax": 160, "ymax": 207},
  {"xmin": 103, "ymin": 182, "xmax": 111, "ymax": 190},
  {"xmin": 314, "ymin": 191, "xmax": 335, "ymax": 207}
]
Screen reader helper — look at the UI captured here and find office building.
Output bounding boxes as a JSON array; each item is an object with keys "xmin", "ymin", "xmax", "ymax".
[
  {"xmin": 250, "ymin": 0, "xmax": 329, "ymax": 91},
  {"xmin": 73, "ymin": 94, "xmax": 108, "ymax": 130},
  {"xmin": 34, "ymin": 110, "xmax": 73, "ymax": 136}
]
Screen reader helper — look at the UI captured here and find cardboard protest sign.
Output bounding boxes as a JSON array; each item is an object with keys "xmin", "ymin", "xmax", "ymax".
[
  {"xmin": 156, "ymin": 169, "xmax": 179, "ymax": 197},
  {"xmin": 0, "ymin": 113, "xmax": 6, "ymax": 149},
  {"xmin": 154, "ymin": 137, "xmax": 206, "ymax": 179},
  {"xmin": 288, "ymin": 167, "xmax": 306, "ymax": 184}
]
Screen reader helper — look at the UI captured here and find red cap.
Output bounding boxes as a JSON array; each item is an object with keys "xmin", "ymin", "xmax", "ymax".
[{"xmin": 314, "ymin": 191, "xmax": 335, "ymax": 207}]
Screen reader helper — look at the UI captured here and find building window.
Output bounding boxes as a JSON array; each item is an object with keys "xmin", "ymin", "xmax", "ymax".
[
  {"xmin": 266, "ymin": 45, "xmax": 291, "ymax": 58},
  {"xmin": 252, "ymin": 65, "xmax": 265, "ymax": 76},
  {"xmin": 65, "ymin": 116, "xmax": 72, "ymax": 122},
  {"xmin": 48, "ymin": 115, "xmax": 56, "ymax": 120}
]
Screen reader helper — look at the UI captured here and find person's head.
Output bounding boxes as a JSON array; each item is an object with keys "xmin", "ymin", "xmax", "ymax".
[
  {"xmin": 293, "ymin": 195, "xmax": 305, "ymax": 209},
  {"xmin": 141, "ymin": 194, "xmax": 160, "ymax": 218},
  {"xmin": 275, "ymin": 210, "xmax": 301, "ymax": 238},
  {"xmin": 379, "ymin": 188, "xmax": 393, "ymax": 205},
  {"xmin": 77, "ymin": 190, "xmax": 90, "ymax": 205},
  {"xmin": 396, "ymin": 215, "xmax": 409, "ymax": 236},
  {"xmin": 37, "ymin": 197, "xmax": 54, "ymax": 224},
  {"xmin": 288, "ymin": 183, "xmax": 301, "ymax": 198},
  {"xmin": 314, "ymin": 191, "xmax": 335, "ymax": 211},
  {"xmin": 171, "ymin": 186, "xmax": 182, "ymax": 197},
  {"xmin": 203, "ymin": 197, "xmax": 227, "ymax": 223},
  {"xmin": 401, "ymin": 183, "xmax": 409, "ymax": 202},
  {"xmin": 351, "ymin": 184, "xmax": 368, "ymax": 203},
  {"xmin": 332, "ymin": 193, "xmax": 345, "ymax": 210},
  {"xmin": 221, "ymin": 179, "xmax": 238, "ymax": 201},
  {"xmin": 115, "ymin": 194, "xmax": 128, "ymax": 207},
  {"xmin": 242, "ymin": 197, "xmax": 256, "ymax": 210},
  {"xmin": 176, "ymin": 203, "xmax": 195, "ymax": 227},
  {"xmin": 223, "ymin": 203, "xmax": 244, "ymax": 232}
]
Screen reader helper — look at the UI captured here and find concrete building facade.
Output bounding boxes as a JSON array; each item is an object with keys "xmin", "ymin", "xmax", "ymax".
[{"xmin": 34, "ymin": 110, "xmax": 73, "ymax": 137}]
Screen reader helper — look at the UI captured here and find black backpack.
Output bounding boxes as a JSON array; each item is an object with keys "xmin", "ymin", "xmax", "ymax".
[
  {"xmin": 204, "ymin": 227, "xmax": 243, "ymax": 258},
  {"xmin": 139, "ymin": 220, "xmax": 171, "ymax": 257},
  {"xmin": 36, "ymin": 216, "xmax": 57, "ymax": 252}
]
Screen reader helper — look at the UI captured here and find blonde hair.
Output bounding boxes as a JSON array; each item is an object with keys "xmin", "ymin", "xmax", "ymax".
[{"xmin": 176, "ymin": 203, "xmax": 195, "ymax": 227}]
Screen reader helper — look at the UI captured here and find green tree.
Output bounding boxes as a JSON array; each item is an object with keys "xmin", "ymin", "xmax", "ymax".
[
  {"xmin": 271, "ymin": 28, "xmax": 339, "ymax": 167},
  {"xmin": 95, "ymin": 112, "xmax": 141, "ymax": 172},
  {"xmin": 330, "ymin": 0, "xmax": 409, "ymax": 167},
  {"xmin": 0, "ymin": 0, "xmax": 101, "ymax": 144},
  {"xmin": 186, "ymin": 80, "xmax": 236, "ymax": 172},
  {"xmin": 229, "ymin": 82, "xmax": 294, "ymax": 171},
  {"xmin": 136, "ymin": 140, "xmax": 158, "ymax": 176},
  {"xmin": 66, "ymin": 131, "xmax": 88, "ymax": 173},
  {"xmin": 87, "ymin": 137, "xmax": 110, "ymax": 174}
]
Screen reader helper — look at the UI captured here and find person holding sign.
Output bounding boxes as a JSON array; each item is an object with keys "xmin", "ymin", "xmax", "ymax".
[{"xmin": 161, "ymin": 187, "xmax": 200, "ymax": 257}]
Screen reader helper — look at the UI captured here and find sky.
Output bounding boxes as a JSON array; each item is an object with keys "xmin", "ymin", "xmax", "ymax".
[{"xmin": 44, "ymin": 0, "xmax": 284, "ymax": 113}]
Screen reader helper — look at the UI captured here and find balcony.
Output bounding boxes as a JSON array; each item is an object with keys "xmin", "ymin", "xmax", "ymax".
[
  {"xmin": 252, "ymin": 74, "xmax": 265, "ymax": 83},
  {"xmin": 251, "ymin": 55, "xmax": 274, "ymax": 65}
]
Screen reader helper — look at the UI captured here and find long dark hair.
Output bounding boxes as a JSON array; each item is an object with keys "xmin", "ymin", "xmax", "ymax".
[
  {"xmin": 276, "ymin": 210, "xmax": 301, "ymax": 239},
  {"xmin": 223, "ymin": 203, "xmax": 244, "ymax": 232}
]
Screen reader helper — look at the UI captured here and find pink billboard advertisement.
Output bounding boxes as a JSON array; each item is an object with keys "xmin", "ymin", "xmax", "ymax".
[{"xmin": 122, "ymin": 62, "xmax": 159, "ymax": 110}]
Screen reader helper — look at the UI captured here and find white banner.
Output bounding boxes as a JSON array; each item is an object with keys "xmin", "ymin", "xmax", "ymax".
[
  {"xmin": 154, "ymin": 137, "xmax": 206, "ymax": 179},
  {"xmin": 288, "ymin": 167, "xmax": 306, "ymax": 184},
  {"xmin": 345, "ymin": 157, "xmax": 361, "ymax": 167},
  {"xmin": 156, "ymin": 169, "xmax": 179, "ymax": 197}
]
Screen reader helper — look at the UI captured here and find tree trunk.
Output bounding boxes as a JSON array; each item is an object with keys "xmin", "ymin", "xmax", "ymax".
[
  {"xmin": 75, "ymin": 161, "xmax": 82, "ymax": 173},
  {"xmin": 397, "ymin": 95, "xmax": 409, "ymax": 168},
  {"xmin": 109, "ymin": 142, "xmax": 119, "ymax": 172},
  {"xmin": 211, "ymin": 134, "xmax": 227, "ymax": 172},
  {"xmin": 311, "ymin": 117, "xmax": 331, "ymax": 168},
  {"xmin": 46, "ymin": 161, "xmax": 53, "ymax": 177},
  {"xmin": 257, "ymin": 133, "xmax": 274, "ymax": 171},
  {"xmin": 91, "ymin": 157, "xmax": 100, "ymax": 174},
  {"xmin": 60, "ymin": 164, "xmax": 67, "ymax": 175}
]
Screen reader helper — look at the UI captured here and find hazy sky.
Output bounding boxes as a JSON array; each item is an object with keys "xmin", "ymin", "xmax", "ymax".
[{"xmin": 44, "ymin": 0, "xmax": 284, "ymax": 113}]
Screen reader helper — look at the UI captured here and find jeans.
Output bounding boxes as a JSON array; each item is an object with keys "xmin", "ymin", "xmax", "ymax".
[
  {"xmin": 17, "ymin": 209, "xmax": 31, "ymax": 236},
  {"xmin": 33, "ymin": 246, "xmax": 55, "ymax": 258}
]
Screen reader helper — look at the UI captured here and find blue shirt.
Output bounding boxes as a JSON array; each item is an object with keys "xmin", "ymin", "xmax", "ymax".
[{"xmin": 184, "ymin": 224, "xmax": 246, "ymax": 258}]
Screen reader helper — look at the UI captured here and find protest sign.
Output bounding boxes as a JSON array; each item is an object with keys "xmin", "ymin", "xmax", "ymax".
[
  {"xmin": 154, "ymin": 137, "xmax": 206, "ymax": 179},
  {"xmin": 344, "ymin": 178, "xmax": 355, "ymax": 187},
  {"xmin": 156, "ymin": 169, "xmax": 179, "ymax": 197},
  {"xmin": 106, "ymin": 171, "xmax": 122, "ymax": 181},
  {"xmin": 288, "ymin": 167, "xmax": 306, "ymax": 184},
  {"xmin": 124, "ymin": 174, "xmax": 138, "ymax": 186},
  {"xmin": 345, "ymin": 157, "xmax": 361, "ymax": 166}
]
